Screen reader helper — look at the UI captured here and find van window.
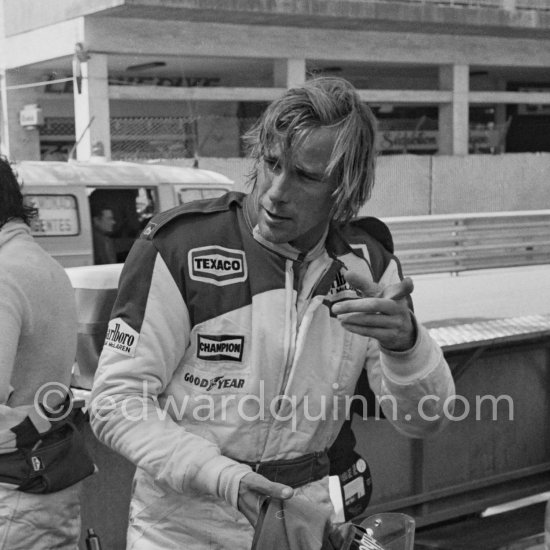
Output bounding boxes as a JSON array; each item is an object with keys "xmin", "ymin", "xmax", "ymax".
[
  {"xmin": 89, "ymin": 187, "xmax": 158, "ymax": 264},
  {"xmin": 25, "ymin": 194, "xmax": 80, "ymax": 236},
  {"xmin": 176, "ymin": 187, "xmax": 228, "ymax": 205}
]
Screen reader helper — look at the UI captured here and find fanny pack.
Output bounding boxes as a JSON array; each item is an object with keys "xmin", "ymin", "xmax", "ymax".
[{"xmin": 0, "ymin": 399, "xmax": 96, "ymax": 494}]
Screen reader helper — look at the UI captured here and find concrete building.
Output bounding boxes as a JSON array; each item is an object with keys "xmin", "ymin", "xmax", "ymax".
[{"xmin": 1, "ymin": 0, "xmax": 550, "ymax": 162}]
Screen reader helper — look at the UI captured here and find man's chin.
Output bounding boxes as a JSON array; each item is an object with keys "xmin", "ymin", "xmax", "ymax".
[{"xmin": 257, "ymin": 223, "xmax": 289, "ymax": 245}]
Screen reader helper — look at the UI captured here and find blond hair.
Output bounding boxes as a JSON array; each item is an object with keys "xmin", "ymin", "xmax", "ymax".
[{"xmin": 243, "ymin": 77, "xmax": 377, "ymax": 223}]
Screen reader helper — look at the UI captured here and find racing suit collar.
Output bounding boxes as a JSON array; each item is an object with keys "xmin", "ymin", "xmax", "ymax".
[
  {"xmin": 243, "ymin": 194, "xmax": 328, "ymax": 263},
  {"xmin": 251, "ymin": 225, "xmax": 329, "ymax": 263}
]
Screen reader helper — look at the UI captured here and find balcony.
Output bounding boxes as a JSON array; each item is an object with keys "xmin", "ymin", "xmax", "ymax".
[{"xmin": 4, "ymin": 0, "xmax": 550, "ymax": 38}]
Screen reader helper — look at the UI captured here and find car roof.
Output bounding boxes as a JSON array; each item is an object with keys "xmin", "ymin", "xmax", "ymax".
[{"xmin": 14, "ymin": 160, "xmax": 234, "ymax": 187}]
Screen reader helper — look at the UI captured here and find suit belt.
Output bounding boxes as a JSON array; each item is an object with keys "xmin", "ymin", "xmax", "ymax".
[{"xmin": 237, "ymin": 450, "xmax": 330, "ymax": 489}]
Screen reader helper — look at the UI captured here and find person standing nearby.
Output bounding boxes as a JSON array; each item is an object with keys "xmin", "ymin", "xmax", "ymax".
[
  {"xmin": 0, "ymin": 157, "xmax": 83, "ymax": 550},
  {"xmin": 90, "ymin": 77, "xmax": 455, "ymax": 549},
  {"xmin": 91, "ymin": 202, "xmax": 117, "ymax": 265}
]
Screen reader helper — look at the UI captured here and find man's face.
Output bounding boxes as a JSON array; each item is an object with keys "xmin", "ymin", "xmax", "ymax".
[
  {"xmin": 94, "ymin": 209, "xmax": 116, "ymax": 235},
  {"xmin": 253, "ymin": 126, "xmax": 337, "ymax": 252}
]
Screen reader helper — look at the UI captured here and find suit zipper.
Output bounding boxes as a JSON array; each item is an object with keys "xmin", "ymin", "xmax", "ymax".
[{"xmin": 276, "ymin": 259, "xmax": 297, "ymax": 413}]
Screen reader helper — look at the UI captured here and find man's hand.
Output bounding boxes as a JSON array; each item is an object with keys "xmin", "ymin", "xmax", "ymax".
[
  {"xmin": 237, "ymin": 472, "xmax": 294, "ymax": 526},
  {"xmin": 331, "ymin": 271, "xmax": 416, "ymax": 351}
]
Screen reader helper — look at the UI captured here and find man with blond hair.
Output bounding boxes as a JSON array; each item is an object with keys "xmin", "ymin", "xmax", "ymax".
[{"xmin": 91, "ymin": 77, "xmax": 454, "ymax": 549}]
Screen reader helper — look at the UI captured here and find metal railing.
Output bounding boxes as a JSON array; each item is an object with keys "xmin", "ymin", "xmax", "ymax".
[{"xmin": 348, "ymin": 0, "xmax": 550, "ymax": 10}]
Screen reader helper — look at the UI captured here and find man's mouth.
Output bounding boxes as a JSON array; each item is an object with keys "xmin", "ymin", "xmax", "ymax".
[{"xmin": 264, "ymin": 207, "xmax": 291, "ymax": 222}]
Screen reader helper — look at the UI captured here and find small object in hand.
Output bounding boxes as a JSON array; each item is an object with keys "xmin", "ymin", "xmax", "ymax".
[{"xmin": 85, "ymin": 528, "xmax": 102, "ymax": 550}]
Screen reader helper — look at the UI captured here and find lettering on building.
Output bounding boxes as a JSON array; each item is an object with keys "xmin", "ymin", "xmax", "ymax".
[{"xmin": 44, "ymin": 74, "xmax": 220, "ymax": 94}]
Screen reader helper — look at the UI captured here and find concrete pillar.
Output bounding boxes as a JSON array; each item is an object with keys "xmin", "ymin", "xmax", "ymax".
[
  {"xmin": 494, "ymin": 77, "xmax": 508, "ymax": 127},
  {"xmin": 438, "ymin": 64, "xmax": 469, "ymax": 156},
  {"xmin": 0, "ymin": 69, "xmax": 42, "ymax": 161},
  {"xmin": 274, "ymin": 59, "xmax": 306, "ymax": 88},
  {"xmin": 73, "ymin": 53, "xmax": 111, "ymax": 160}
]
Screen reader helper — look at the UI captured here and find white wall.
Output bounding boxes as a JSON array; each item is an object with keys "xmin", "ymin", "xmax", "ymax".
[
  {"xmin": 412, "ymin": 266, "xmax": 550, "ymax": 324},
  {"xmin": 196, "ymin": 153, "xmax": 550, "ymax": 215}
]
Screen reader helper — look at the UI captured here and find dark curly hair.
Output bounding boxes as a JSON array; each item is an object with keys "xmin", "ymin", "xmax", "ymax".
[{"xmin": 0, "ymin": 156, "xmax": 37, "ymax": 228}]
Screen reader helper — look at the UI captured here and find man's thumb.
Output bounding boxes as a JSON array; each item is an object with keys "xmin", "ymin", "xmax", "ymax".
[{"xmin": 242, "ymin": 472, "xmax": 294, "ymax": 499}]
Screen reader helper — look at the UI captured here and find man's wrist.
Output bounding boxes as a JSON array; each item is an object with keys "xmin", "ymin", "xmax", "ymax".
[
  {"xmin": 382, "ymin": 312, "xmax": 418, "ymax": 353},
  {"xmin": 380, "ymin": 321, "xmax": 443, "ymax": 384}
]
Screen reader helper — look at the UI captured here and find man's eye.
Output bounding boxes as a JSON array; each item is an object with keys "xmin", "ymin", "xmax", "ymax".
[
  {"xmin": 264, "ymin": 158, "xmax": 280, "ymax": 171},
  {"xmin": 298, "ymin": 171, "xmax": 322, "ymax": 183}
]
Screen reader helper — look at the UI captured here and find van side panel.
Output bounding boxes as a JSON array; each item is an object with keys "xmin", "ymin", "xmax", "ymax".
[
  {"xmin": 16, "ymin": 161, "xmax": 234, "ymax": 268},
  {"xmin": 24, "ymin": 185, "xmax": 93, "ymax": 267}
]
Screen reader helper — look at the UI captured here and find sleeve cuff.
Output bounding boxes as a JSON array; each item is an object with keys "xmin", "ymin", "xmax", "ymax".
[
  {"xmin": 380, "ymin": 321, "xmax": 443, "ymax": 384},
  {"xmin": 192, "ymin": 454, "xmax": 252, "ymax": 508}
]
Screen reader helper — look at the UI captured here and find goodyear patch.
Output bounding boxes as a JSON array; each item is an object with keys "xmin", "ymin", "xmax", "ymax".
[
  {"xmin": 197, "ymin": 334, "xmax": 244, "ymax": 362},
  {"xmin": 183, "ymin": 372, "xmax": 247, "ymax": 393},
  {"xmin": 104, "ymin": 318, "xmax": 139, "ymax": 357},
  {"xmin": 188, "ymin": 246, "xmax": 247, "ymax": 286}
]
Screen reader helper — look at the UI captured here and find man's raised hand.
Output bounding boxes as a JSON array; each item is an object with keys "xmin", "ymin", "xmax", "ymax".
[{"xmin": 331, "ymin": 271, "xmax": 416, "ymax": 351}]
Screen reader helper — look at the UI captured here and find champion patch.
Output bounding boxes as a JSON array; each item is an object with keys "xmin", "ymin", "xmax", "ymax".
[
  {"xmin": 104, "ymin": 318, "xmax": 139, "ymax": 357},
  {"xmin": 197, "ymin": 334, "xmax": 244, "ymax": 362},
  {"xmin": 188, "ymin": 246, "xmax": 247, "ymax": 286}
]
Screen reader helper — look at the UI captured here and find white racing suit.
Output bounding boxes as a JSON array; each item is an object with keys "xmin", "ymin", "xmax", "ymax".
[{"xmin": 90, "ymin": 192, "xmax": 455, "ymax": 550}]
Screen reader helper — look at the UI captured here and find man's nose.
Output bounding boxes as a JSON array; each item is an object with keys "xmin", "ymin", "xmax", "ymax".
[{"xmin": 267, "ymin": 170, "xmax": 293, "ymax": 202}]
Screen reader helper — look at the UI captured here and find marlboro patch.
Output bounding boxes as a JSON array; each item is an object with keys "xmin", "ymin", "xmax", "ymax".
[{"xmin": 104, "ymin": 318, "xmax": 139, "ymax": 357}]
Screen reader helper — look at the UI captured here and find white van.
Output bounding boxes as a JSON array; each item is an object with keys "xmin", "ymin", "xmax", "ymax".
[{"xmin": 16, "ymin": 159, "xmax": 233, "ymax": 267}]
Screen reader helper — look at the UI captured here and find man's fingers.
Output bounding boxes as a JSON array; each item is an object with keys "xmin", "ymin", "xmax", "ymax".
[
  {"xmin": 338, "ymin": 312, "xmax": 396, "ymax": 327},
  {"xmin": 241, "ymin": 472, "xmax": 294, "ymax": 499},
  {"xmin": 333, "ymin": 276, "xmax": 414, "ymax": 316},
  {"xmin": 380, "ymin": 277, "xmax": 414, "ymax": 301},
  {"xmin": 343, "ymin": 271, "xmax": 381, "ymax": 297},
  {"xmin": 344, "ymin": 272, "xmax": 414, "ymax": 301}
]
